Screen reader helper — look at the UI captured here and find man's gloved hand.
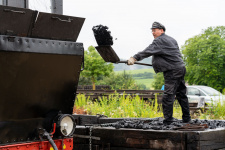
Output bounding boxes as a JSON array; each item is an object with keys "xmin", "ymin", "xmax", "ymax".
[{"xmin": 127, "ymin": 57, "xmax": 137, "ymax": 65}]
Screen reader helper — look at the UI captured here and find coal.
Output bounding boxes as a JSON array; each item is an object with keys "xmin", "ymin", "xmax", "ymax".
[
  {"xmin": 101, "ymin": 118, "xmax": 225, "ymax": 130},
  {"xmin": 92, "ymin": 25, "xmax": 113, "ymax": 46}
]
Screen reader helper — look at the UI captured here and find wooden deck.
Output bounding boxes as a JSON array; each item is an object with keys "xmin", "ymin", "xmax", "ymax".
[{"xmin": 72, "ymin": 115, "xmax": 225, "ymax": 150}]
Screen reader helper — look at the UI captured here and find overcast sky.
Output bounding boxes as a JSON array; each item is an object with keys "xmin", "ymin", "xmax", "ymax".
[{"xmin": 30, "ymin": 0, "xmax": 225, "ymax": 59}]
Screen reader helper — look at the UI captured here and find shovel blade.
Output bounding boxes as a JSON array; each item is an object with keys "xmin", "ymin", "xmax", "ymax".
[{"xmin": 95, "ymin": 45, "xmax": 120, "ymax": 63}]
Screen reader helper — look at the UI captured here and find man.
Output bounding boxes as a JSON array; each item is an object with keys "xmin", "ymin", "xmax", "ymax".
[{"xmin": 127, "ymin": 22, "xmax": 191, "ymax": 124}]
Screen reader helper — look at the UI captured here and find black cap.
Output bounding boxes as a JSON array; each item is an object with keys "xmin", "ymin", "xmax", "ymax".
[{"xmin": 151, "ymin": 22, "xmax": 166, "ymax": 31}]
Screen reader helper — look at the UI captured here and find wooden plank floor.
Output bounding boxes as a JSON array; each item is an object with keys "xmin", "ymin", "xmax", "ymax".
[{"xmin": 73, "ymin": 126, "xmax": 225, "ymax": 150}]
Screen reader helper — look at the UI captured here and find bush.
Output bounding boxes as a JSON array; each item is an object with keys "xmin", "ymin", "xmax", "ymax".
[
  {"xmin": 96, "ymin": 71, "xmax": 147, "ymax": 90},
  {"xmin": 152, "ymin": 72, "xmax": 164, "ymax": 90}
]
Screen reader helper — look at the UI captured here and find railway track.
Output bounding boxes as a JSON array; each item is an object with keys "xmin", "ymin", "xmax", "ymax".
[{"xmin": 76, "ymin": 89, "xmax": 163, "ymax": 101}]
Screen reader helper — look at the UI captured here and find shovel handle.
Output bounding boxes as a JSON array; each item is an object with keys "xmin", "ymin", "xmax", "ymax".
[{"xmin": 116, "ymin": 61, "xmax": 152, "ymax": 66}]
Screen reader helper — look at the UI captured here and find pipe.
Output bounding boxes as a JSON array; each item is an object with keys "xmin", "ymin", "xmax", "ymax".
[{"xmin": 43, "ymin": 130, "xmax": 58, "ymax": 150}]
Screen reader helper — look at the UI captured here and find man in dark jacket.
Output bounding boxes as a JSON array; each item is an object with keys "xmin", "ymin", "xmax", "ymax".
[{"xmin": 127, "ymin": 22, "xmax": 191, "ymax": 124}]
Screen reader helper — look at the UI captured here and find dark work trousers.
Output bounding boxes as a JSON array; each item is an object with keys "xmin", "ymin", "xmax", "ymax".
[{"xmin": 162, "ymin": 66, "xmax": 191, "ymax": 122}]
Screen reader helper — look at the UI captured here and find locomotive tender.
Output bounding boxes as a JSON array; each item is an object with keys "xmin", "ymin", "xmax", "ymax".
[{"xmin": 0, "ymin": 5, "xmax": 85, "ymax": 150}]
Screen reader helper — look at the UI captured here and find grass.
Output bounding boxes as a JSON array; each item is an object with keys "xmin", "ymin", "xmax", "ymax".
[
  {"xmin": 74, "ymin": 93, "xmax": 182, "ymax": 119},
  {"xmin": 134, "ymin": 78, "xmax": 155, "ymax": 90},
  {"xmin": 115, "ymin": 69, "xmax": 156, "ymax": 89},
  {"xmin": 74, "ymin": 93, "xmax": 225, "ymax": 120},
  {"xmin": 199, "ymin": 101, "xmax": 225, "ymax": 120},
  {"xmin": 115, "ymin": 68, "xmax": 155, "ymax": 75}
]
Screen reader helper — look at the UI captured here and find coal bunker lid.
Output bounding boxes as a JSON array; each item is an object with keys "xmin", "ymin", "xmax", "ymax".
[{"xmin": 31, "ymin": 12, "xmax": 85, "ymax": 42}]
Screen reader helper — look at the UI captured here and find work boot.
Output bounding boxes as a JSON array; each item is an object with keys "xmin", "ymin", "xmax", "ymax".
[
  {"xmin": 182, "ymin": 118, "xmax": 192, "ymax": 123},
  {"xmin": 163, "ymin": 117, "xmax": 178, "ymax": 125}
]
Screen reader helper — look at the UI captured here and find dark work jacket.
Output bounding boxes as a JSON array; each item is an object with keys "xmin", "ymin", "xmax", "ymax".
[{"xmin": 133, "ymin": 33, "xmax": 185, "ymax": 73}]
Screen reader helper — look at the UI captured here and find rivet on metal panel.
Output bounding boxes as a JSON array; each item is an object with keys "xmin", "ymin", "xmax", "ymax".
[
  {"xmin": 17, "ymin": 146, "xmax": 20, "ymax": 149},
  {"xmin": 26, "ymin": 145, "xmax": 29, "ymax": 148},
  {"xmin": 76, "ymin": 44, "xmax": 79, "ymax": 47}
]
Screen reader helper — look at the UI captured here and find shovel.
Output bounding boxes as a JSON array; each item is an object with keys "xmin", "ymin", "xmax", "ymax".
[{"xmin": 95, "ymin": 45, "xmax": 152, "ymax": 66}]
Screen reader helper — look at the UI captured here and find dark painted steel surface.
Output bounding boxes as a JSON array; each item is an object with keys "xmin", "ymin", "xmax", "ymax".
[
  {"xmin": 0, "ymin": 5, "xmax": 85, "ymax": 147},
  {"xmin": 0, "ymin": 35, "xmax": 84, "ymax": 55},
  {"xmin": 0, "ymin": 5, "xmax": 36, "ymax": 36},
  {"xmin": 31, "ymin": 12, "xmax": 85, "ymax": 42},
  {"xmin": 95, "ymin": 45, "xmax": 120, "ymax": 63},
  {"xmin": 0, "ymin": 118, "xmax": 44, "ymax": 144},
  {"xmin": 0, "ymin": 35, "xmax": 84, "ymax": 121}
]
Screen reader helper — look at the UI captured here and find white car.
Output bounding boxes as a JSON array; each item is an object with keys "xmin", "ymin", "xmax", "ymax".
[{"xmin": 186, "ymin": 85, "xmax": 225, "ymax": 105}]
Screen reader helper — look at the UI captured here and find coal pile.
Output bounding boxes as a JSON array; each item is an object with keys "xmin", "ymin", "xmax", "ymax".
[
  {"xmin": 92, "ymin": 25, "xmax": 113, "ymax": 46},
  {"xmin": 100, "ymin": 118, "xmax": 225, "ymax": 130}
]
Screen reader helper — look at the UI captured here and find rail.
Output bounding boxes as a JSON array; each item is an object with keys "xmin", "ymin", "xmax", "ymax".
[{"xmin": 76, "ymin": 90, "xmax": 163, "ymax": 103}]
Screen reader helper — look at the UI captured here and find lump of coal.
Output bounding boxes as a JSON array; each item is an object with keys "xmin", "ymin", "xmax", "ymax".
[{"xmin": 92, "ymin": 25, "xmax": 113, "ymax": 46}]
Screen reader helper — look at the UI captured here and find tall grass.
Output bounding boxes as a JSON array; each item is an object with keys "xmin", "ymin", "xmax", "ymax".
[
  {"xmin": 75, "ymin": 93, "xmax": 183, "ymax": 119},
  {"xmin": 199, "ymin": 100, "xmax": 225, "ymax": 120},
  {"xmin": 74, "ymin": 93, "xmax": 225, "ymax": 120}
]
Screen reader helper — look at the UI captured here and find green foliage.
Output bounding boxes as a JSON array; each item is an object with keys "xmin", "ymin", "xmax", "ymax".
[
  {"xmin": 97, "ymin": 71, "xmax": 147, "ymax": 90},
  {"xmin": 75, "ymin": 94, "xmax": 89, "ymax": 108},
  {"xmin": 199, "ymin": 101, "xmax": 225, "ymax": 120},
  {"xmin": 181, "ymin": 26, "xmax": 225, "ymax": 92},
  {"xmin": 115, "ymin": 68, "xmax": 155, "ymax": 74},
  {"xmin": 75, "ymin": 92, "xmax": 164, "ymax": 118},
  {"xmin": 132, "ymin": 72, "xmax": 154, "ymax": 79},
  {"xmin": 78, "ymin": 76, "xmax": 92, "ymax": 85},
  {"xmin": 115, "ymin": 69, "xmax": 156, "ymax": 89},
  {"xmin": 75, "ymin": 93, "xmax": 225, "ymax": 120},
  {"xmin": 79, "ymin": 46, "xmax": 114, "ymax": 89},
  {"xmin": 134, "ymin": 78, "xmax": 154, "ymax": 90},
  {"xmin": 152, "ymin": 72, "xmax": 164, "ymax": 90}
]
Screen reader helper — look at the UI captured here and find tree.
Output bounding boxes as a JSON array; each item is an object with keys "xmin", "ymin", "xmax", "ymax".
[
  {"xmin": 181, "ymin": 26, "xmax": 225, "ymax": 91},
  {"xmin": 97, "ymin": 71, "xmax": 147, "ymax": 90},
  {"xmin": 152, "ymin": 72, "xmax": 164, "ymax": 90},
  {"xmin": 80, "ymin": 46, "xmax": 114, "ymax": 90}
]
